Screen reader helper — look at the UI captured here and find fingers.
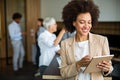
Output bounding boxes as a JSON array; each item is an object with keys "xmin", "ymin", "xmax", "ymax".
[
  {"xmin": 82, "ymin": 55, "xmax": 91, "ymax": 61},
  {"xmin": 77, "ymin": 55, "xmax": 91, "ymax": 67},
  {"xmin": 81, "ymin": 61, "xmax": 90, "ymax": 67},
  {"xmin": 84, "ymin": 55, "xmax": 90, "ymax": 58},
  {"xmin": 97, "ymin": 61, "xmax": 111, "ymax": 72}
]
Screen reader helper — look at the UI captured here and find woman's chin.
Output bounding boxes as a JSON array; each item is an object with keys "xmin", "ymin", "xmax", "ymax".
[
  {"xmin": 53, "ymin": 30, "xmax": 57, "ymax": 33},
  {"xmin": 81, "ymin": 32, "xmax": 89, "ymax": 36}
]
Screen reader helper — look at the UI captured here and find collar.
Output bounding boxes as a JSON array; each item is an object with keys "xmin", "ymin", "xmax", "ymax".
[
  {"xmin": 69, "ymin": 32, "xmax": 93, "ymax": 45},
  {"xmin": 12, "ymin": 21, "xmax": 19, "ymax": 25},
  {"xmin": 44, "ymin": 30, "xmax": 53, "ymax": 37},
  {"xmin": 67, "ymin": 32, "xmax": 95, "ymax": 63}
]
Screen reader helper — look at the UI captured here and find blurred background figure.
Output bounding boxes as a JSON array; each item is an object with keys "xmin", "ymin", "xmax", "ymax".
[
  {"xmin": 37, "ymin": 17, "xmax": 65, "ymax": 78},
  {"xmin": 36, "ymin": 18, "xmax": 45, "ymax": 67},
  {"xmin": 30, "ymin": 18, "xmax": 45, "ymax": 66},
  {"xmin": 62, "ymin": 31, "xmax": 76, "ymax": 41},
  {"xmin": 8, "ymin": 12, "xmax": 25, "ymax": 71}
]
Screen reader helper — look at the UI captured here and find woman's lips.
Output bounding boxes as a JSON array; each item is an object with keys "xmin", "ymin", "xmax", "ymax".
[{"xmin": 82, "ymin": 29, "xmax": 89, "ymax": 33}]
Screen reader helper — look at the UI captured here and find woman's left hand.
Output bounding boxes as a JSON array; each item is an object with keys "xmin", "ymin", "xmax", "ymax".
[{"xmin": 97, "ymin": 61, "xmax": 111, "ymax": 73}]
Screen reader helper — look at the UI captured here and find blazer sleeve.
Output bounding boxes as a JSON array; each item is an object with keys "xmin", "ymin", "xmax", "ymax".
[
  {"xmin": 102, "ymin": 37, "xmax": 113, "ymax": 76},
  {"xmin": 60, "ymin": 41, "xmax": 78, "ymax": 79}
]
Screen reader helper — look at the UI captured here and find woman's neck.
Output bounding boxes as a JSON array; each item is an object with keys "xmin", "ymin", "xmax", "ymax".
[
  {"xmin": 75, "ymin": 32, "xmax": 89, "ymax": 42},
  {"xmin": 48, "ymin": 29, "xmax": 53, "ymax": 33}
]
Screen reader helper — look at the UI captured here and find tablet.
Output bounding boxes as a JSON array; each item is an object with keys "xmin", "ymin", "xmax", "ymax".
[{"xmin": 84, "ymin": 55, "xmax": 114, "ymax": 73}]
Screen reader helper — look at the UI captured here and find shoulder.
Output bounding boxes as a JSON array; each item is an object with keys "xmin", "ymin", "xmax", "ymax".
[
  {"xmin": 8, "ymin": 23, "xmax": 14, "ymax": 30},
  {"xmin": 38, "ymin": 30, "xmax": 53, "ymax": 39},
  {"xmin": 39, "ymin": 31, "xmax": 46, "ymax": 38},
  {"xmin": 90, "ymin": 33, "xmax": 107, "ymax": 40},
  {"xmin": 38, "ymin": 31, "xmax": 46, "ymax": 41},
  {"xmin": 63, "ymin": 37, "xmax": 73, "ymax": 42},
  {"xmin": 41, "ymin": 27, "xmax": 45, "ymax": 29},
  {"xmin": 61, "ymin": 36, "xmax": 74, "ymax": 46},
  {"xmin": 40, "ymin": 27, "xmax": 45, "ymax": 31},
  {"xmin": 90, "ymin": 33, "xmax": 108, "ymax": 44},
  {"xmin": 8, "ymin": 23, "xmax": 13, "ymax": 27},
  {"xmin": 8, "ymin": 22, "xmax": 18, "ymax": 27}
]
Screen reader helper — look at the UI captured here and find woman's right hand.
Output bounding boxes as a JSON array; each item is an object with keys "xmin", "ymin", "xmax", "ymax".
[{"xmin": 76, "ymin": 55, "xmax": 91, "ymax": 70}]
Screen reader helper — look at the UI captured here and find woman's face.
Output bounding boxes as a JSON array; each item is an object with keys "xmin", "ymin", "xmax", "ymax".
[
  {"xmin": 49, "ymin": 23, "xmax": 57, "ymax": 32},
  {"xmin": 15, "ymin": 18, "xmax": 21, "ymax": 23},
  {"xmin": 73, "ymin": 12, "xmax": 92, "ymax": 36},
  {"xmin": 37, "ymin": 21, "xmax": 42, "ymax": 26}
]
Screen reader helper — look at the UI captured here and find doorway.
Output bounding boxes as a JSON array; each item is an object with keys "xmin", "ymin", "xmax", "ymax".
[
  {"xmin": 0, "ymin": 12, "xmax": 1, "ymax": 58},
  {"xmin": 0, "ymin": 0, "xmax": 40, "ymax": 63}
]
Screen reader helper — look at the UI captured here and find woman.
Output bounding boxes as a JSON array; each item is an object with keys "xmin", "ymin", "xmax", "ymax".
[
  {"xmin": 36, "ymin": 18, "xmax": 45, "ymax": 67},
  {"xmin": 38, "ymin": 17, "xmax": 65, "ymax": 77},
  {"xmin": 60, "ymin": 0, "xmax": 113, "ymax": 80},
  {"xmin": 37, "ymin": 18, "xmax": 45, "ymax": 37}
]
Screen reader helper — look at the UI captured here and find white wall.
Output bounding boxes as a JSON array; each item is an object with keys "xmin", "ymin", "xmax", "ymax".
[
  {"xmin": 41, "ymin": 0, "xmax": 70, "ymax": 21},
  {"xmin": 41, "ymin": 0, "xmax": 120, "ymax": 22},
  {"xmin": 94, "ymin": 0, "xmax": 120, "ymax": 22}
]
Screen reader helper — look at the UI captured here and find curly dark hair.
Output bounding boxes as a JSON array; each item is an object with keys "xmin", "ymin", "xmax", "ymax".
[
  {"xmin": 12, "ymin": 12, "xmax": 22, "ymax": 20},
  {"xmin": 62, "ymin": 0, "xmax": 100, "ymax": 33}
]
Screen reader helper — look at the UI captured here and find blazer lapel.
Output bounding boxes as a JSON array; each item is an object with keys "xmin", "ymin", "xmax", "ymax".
[
  {"xmin": 67, "ymin": 36, "xmax": 76, "ymax": 63},
  {"xmin": 89, "ymin": 33, "xmax": 96, "ymax": 58}
]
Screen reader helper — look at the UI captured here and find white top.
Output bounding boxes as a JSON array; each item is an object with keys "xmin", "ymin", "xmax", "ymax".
[
  {"xmin": 75, "ymin": 40, "xmax": 91, "ymax": 80},
  {"xmin": 8, "ymin": 21, "xmax": 22, "ymax": 40},
  {"xmin": 38, "ymin": 30, "xmax": 60, "ymax": 66}
]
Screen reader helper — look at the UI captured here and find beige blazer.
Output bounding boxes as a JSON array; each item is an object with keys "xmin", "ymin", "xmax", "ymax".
[{"xmin": 60, "ymin": 33, "xmax": 113, "ymax": 80}]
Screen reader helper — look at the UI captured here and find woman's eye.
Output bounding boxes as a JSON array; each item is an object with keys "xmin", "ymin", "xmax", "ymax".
[
  {"xmin": 88, "ymin": 22, "xmax": 91, "ymax": 24},
  {"xmin": 79, "ymin": 21, "xmax": 84, "ymax": 24}
]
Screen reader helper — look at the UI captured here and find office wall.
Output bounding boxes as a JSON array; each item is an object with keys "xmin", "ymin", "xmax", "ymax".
[
  {"xmin": 41, "ymin": 0, "xmax": 120, "ymax": 22},
  {"xmin": 94, "ymin": 0, "xmax": 120, "ymax": 22},
  {"xmin": 41, "ymin": 0, "xmax": 70, "ymax": 21}
]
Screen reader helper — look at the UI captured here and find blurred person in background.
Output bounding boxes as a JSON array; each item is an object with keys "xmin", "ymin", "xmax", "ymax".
[
  {"xmin": 36, "ymin": 18, "xmax": 45, "ymax": 67},
  {"xmin": 8, "ymin": 12, "xmax": 25, "ymax": 71},
  {"xmin": 37, "ymin": 17, "xmax": 65, "ymax": 79}
]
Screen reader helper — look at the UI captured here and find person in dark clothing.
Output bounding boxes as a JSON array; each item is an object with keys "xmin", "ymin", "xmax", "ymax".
[{"xmin": 35, "ymin": 18, "xmax": 45, "ymax": 67}]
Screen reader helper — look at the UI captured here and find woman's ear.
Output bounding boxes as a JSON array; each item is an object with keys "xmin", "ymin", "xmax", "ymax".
[
  {"xmin": 48, "ymin": 26, "xmax": 51, "ymax": 30},
  {"xmin": 73, "ymin": 21, "xmax": 76, "ymax": 27}
]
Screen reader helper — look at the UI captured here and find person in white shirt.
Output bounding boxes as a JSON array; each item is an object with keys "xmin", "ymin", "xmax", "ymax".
[
  {"xmin": 8, "ymin": 13, "xmax": 25, "ymax": 71},
  {"xmin": 37, "ymin": 17, "xmax": 65, "ymax": 78}
]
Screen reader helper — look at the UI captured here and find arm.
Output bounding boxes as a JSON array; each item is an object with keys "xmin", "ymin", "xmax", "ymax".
[
  {"xmin": 60, "ymin": 41, "xmax": 78, "ymax": 79},
  {"xmin": 102, "ymin": 37, "xmax": 113, "ymax": 76},
  {"xmin": 38, "ymin": 28, "xmax": 65, "ymax": 47},
  {"xmin": 60, "ymin": 41, "xmax": 91, "ymax": 78},
  {"xmin": 54, "ymin": 28, "xmax": 65, "ymax": 46},
  {"xmin": 98, "ymin": 37, "xmax": 113, "ymax": 76}
]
